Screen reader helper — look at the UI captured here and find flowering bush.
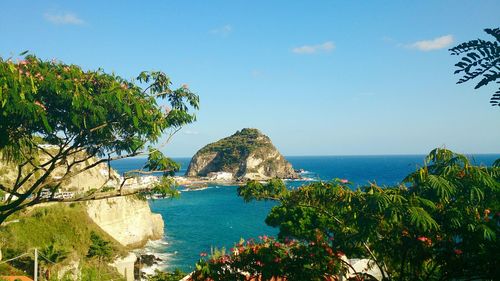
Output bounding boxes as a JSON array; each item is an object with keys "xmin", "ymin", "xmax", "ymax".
[
  {"xmin": 192, "ymin": 231, "xmax": 349, "ymax": 281},
  {"xmin": 0, "ymin": 53, "xmax": 199, "ymax": 223},
  {"xmin": 194, "ymin": 149, "xmax": 500, "ymax": 280}
]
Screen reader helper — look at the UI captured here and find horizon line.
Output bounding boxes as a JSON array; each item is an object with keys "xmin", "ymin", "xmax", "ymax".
[{"xmin": 123, "ymin": 152, "xmax": 500, "ymax": 159}]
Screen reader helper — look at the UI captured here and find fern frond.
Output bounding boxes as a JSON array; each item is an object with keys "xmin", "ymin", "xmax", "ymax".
[
  {"xmin": 427, "ymin": 174, "xmax": 456, "ymax": 200},
  {"xmin": 408, "ymin": 206, "xmax": 439, "ymax": 231}
]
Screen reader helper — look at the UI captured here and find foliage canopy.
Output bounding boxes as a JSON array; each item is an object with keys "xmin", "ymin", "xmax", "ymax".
[
  {"xmin": 194, "ymin": 149, "xmax": 500, "ymax": 280},
  {"xmin": 0, "ymin": 53, "xmax": 199, "ymax": 223}
]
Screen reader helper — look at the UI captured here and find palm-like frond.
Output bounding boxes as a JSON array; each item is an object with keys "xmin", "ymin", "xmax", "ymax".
[
  {"xmin": 450, "ymin": 28, "xmax": 500, "ymax": 106},
  {"xmin": 407, "ymin": 206, "xmax": 439, "ymax": 231},
  {"xmin": 426, "ymin": 174, "xmax": 456, "ymax": 200}
]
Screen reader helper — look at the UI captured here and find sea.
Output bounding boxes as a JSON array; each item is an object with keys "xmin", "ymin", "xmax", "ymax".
[{"xmin": 111, "ymin": 154, "xmax": 499, "ymax": 273}]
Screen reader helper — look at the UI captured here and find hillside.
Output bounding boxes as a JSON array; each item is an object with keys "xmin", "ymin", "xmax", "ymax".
[
  {"xmin": 0, "ymin": 203, "xmax": 127, "ymax": 280},
  {"xmin": 186, "ymin": 128, "xmax": 298, "ymax": 180}
]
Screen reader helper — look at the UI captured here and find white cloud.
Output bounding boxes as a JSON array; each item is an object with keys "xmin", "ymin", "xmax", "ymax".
[
  {"xmin": 44, "ymin": 12, "xmax": 84, "ymax": 25},
  {"xmin": 407, "ymin": 35, "xmax": 454, "ymax": 51},
  {"xmin": 292, "ymin": 41, "xmax": 335, "ymax": 54},
  {"xmin": 210, "ymin": 25, "xmax": 232, "ymax": 36},
  {"xmin": 183, "ymin": 130, "xmax": 199, "ymax": 135}
]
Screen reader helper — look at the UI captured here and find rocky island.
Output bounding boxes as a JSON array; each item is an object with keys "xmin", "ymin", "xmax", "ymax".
[{"xmin": 186, "ymin": 128, "xmax": 298, "ymax": 181}]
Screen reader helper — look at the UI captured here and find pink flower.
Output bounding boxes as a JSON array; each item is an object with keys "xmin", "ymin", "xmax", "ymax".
[
  {"xmin": 255, "ymin": 260, "xmax": 264, "ymax": 267},
  {"xmin": 274, "ymin": 257, "xmax": 281, "ymax": 263},
  {"xmin": 19, "ymin": 60, "xmax": 28, "ymax": 65},
  {"xmin": 417, "ymin": 236, "xmax": 428, "ymax": 242},
  {"xmin": 340, "ymin": 179, "xmax": 348, "ymax": 184},
  {"xmin": 199, "ymin": 252, "xmax": 207, "ymax": 257},
  {"xmin": 34, "ymin": 101, "xmax": 47, "ymax": 110}
]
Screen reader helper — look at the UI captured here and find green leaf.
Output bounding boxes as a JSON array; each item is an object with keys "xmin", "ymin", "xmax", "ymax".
[
  {"xmin": 30, "ymin": 76, "xmax": 36, "ymax": 93},
  {"xmin": 40, "ymin": 114, "xmax": 52, "ymax": 132},
  {"xmin": 408, "ymin": 206, "xmax": 439, "ymax": 231},
  {"xmin": 19, "ymin": 50, "xmax": 29, "ymax": 56}
]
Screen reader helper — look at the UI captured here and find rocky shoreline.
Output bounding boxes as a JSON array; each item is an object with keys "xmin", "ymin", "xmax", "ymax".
[{"xmin": 173, "ymin": 172, "xmax": 309, "ymax": 189}]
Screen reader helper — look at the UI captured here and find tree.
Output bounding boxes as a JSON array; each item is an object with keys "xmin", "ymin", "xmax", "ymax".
[
  {"xmin": 0, "ymin": 53, "xmax": 199, "ymax": 224},
  {"xmin": 87, "ymin": 231, "xmax": 114, "ymax": 261},
  {"xmin": 194, "ymin": 149, "xmax": 500, "ymax": 280},
  {"xmin": 147, "ymin": 269, "xmax": 187, "ymax": 281},
  {"xmin": 450, "ymin": 28, "xmax": 500, "ymax": 106},
  {"xmin": 39, "ymin": 244, "xmax": 68, "ymax": 280}
]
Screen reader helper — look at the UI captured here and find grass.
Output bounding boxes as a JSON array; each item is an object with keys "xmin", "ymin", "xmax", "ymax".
[{"xmin": 0, "ymin": 203, "xmax": 127, "ymax": 280}]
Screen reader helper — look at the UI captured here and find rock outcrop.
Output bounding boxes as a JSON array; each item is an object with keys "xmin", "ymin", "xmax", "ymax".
[
  {"xmin": 186, "ymin": 128, "xmax": 297, "ymax": 180},
  {"xmin": 85, "ymin": 196, "xmax": 164, "ymax": 247}
]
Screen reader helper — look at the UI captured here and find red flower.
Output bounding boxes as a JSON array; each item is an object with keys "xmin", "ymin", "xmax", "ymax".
[
  {"xmin": 326, "ymin": 248, "xmax": 333, "ymax": 255},
  {"xmin": 200, "ymin": 252, "xmax": 207, "ymax": 257},
  {"xmin": 454, "ymin": 249, "xmax": 463, "ymax": 255}
]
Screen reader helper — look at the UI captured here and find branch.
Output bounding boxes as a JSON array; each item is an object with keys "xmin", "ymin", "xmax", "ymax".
[{"xmin": 362, "ymin": 242, "xmax": 388, "ymax": 280}]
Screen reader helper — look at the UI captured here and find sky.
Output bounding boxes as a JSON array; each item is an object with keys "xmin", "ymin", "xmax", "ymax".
[{"xmin": 1, "ymin": 1, "xmax": 499, "ymax": 157}]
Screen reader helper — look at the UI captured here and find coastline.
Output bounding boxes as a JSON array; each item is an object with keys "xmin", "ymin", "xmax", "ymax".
[{"xmin": 173, "ymin": 172, "xmax": 314, "ymax": 190}]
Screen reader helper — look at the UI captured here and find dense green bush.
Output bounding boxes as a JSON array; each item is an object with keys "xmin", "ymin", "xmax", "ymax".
[{"xmin": 193, "ymin": 149, "xmax": 500, "ymax": 280}]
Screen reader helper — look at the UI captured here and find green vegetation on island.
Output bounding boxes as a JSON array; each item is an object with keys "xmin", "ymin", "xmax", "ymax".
[{"xmin": 186, "ymin": 128, "xmax": 297, "ymax": 180}]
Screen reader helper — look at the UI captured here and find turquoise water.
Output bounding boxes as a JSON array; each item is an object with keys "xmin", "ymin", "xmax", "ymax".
[{"xmin": 111, "ymin": 154, "xmax": 499, "ymax": 271}]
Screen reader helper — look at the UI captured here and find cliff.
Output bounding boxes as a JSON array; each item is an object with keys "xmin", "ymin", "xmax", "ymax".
[
  {"xmin": 85, "ymin": 196, "xmax": 164, "ymax": 247},
  {"xmin": 186, "ymin": 128, "xmax": 297, "ymax": 180},
  {"xmin": 0, "ymin": 148, "xmax": 165, "ymax": 248},
  {"xmin": 0, "ymin": 146, "xmax": 122, "ymax": 193}
]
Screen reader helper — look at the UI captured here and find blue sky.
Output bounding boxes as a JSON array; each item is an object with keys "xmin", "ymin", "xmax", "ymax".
[{"xmin": 1, "ymin": 1, "xmax": 499, "ymax": 156}]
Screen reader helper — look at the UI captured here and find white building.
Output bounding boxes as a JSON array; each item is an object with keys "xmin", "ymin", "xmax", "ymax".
[{"xmin": 207, "ymin": 172, "xmax": 233, "ymax": 181}]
